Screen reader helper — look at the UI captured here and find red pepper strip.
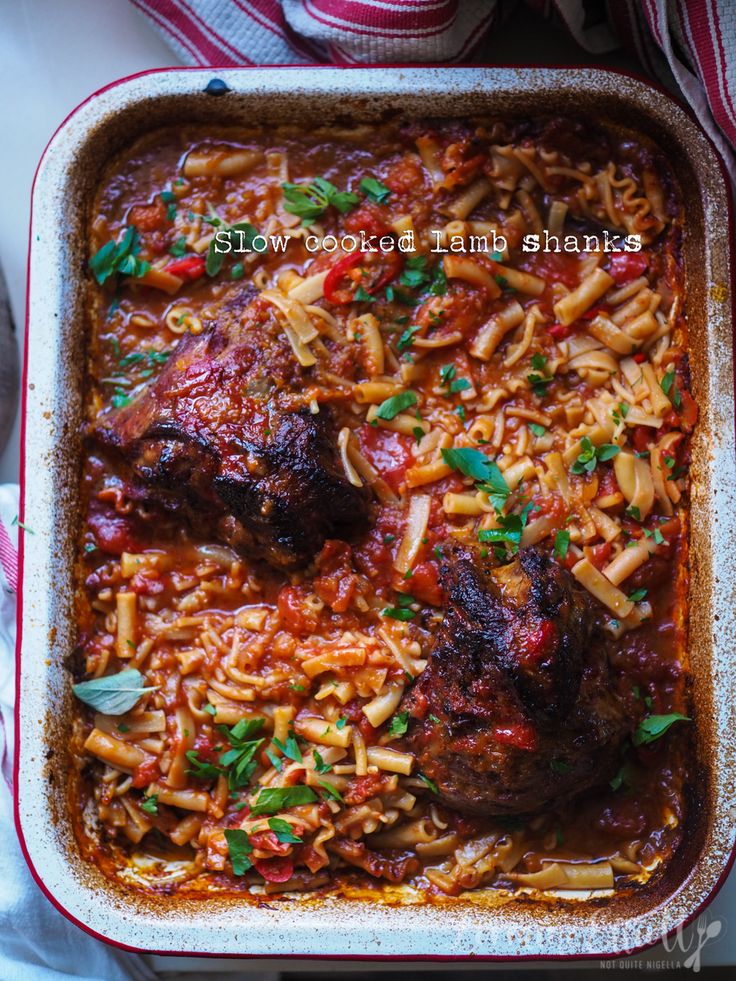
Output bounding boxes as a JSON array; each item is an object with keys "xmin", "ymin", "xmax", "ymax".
[
  {"xmin": 323, "ymin": 252, "xmax": 364, "ymax": 304},
  {"xmin": 323, "ymin": 249, "xmax": 403, "ymax": 305},
  {"xmin": 165, "ymin": 255, "xmax": 206, "ymax": 281}
]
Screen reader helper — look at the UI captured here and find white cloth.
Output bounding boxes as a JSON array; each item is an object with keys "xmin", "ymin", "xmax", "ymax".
[{"xmin": 0, "ymin": 484, "xmax": 156, "ymax": 981}]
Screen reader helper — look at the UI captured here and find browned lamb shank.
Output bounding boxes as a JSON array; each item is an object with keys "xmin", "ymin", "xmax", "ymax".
[
  {"xmin": 95, "ymin": 286, "xmax": 370, "ymax": 570},
  {"xmin": 403, "ymin": 545, "xmax": 630, "ymax": 815}
]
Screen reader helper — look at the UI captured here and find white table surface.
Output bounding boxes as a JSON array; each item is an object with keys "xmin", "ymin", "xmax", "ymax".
[{"xmin": 0, "ymin": 0, "xmax": 733, "ymax": 972}]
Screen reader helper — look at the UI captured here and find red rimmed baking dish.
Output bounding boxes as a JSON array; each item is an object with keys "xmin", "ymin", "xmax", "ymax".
[{"xmin": 15, "ymin": 66, "xmax": 736, "ymax": 959}]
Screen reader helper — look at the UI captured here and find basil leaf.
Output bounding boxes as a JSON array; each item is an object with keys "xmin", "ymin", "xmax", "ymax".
[
  {"xmin": 441, "ymin": 447, "xmax": 510, "ymax": 513},
  {"xmin": 633, "ymin": 713, "xmax": 690, "ymax": 746},
  {"xmin": 376, "ymin": 390, "xmax": 417, "ymax": 420},
  {"xmin": 250, "ymin": 785, "xmax": 318, "ymax": 816},
  {"xmin": 268, "ymin": 817, "xmax": 303, "ymax": 844},
  {"xmin": 72, "ymin": 668, "xmax": 155, "ymax": 715},
  {"xmin": 225, "ymin": 828, "xmax": 253, "ymax": 875},
  {"xmin": 388, "ymin": 711, "xmax": 409, "ymax": 738},
  {"xmin": 360, "ymin": 176, "xmax": 391, "ymax": 204},
  {"xmin": 554, "ymin": 529, "xmax": 570, "ymax": 560},
  {"xmin": 318, "ymin": 780, "xmax": 344, "ymax": 802}
]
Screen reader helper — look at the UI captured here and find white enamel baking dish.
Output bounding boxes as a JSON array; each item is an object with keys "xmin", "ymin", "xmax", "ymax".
[{"xmin": 15, "ymin": 66, "xmax": 736, "ymax": 960}]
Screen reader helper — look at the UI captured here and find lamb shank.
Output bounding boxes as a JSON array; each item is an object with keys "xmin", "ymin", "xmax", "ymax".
[
  {"xmin": 403, "ymin": 545, "xmax": 630, "ymax": 815},
  {"xmin": 95, "ymin": 286, "xmax": 370, "ymax": 570}
]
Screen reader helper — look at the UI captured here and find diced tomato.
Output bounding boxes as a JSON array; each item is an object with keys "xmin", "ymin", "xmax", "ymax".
[
  {"xmin": 323, "ymin": 248, "xmax": 402, "ymax": 304},
  {"xmin": 129, "ymin": 199, "xmax": 166, "ymax": 232},
  {"xmin": 277, "ymin": 585, "xmax": 320, "ymax": 636},
  {"xmin": 165, "ymin": 255, "xmax": 206, "ymax": 281},
  {"xmin": 632, "ymin": 351, "xmax": 647, "ymax": 364},
  {"xmin": 587, "ymin": 541, "xmax": 613, "ymax": 570},
  {"xmin": 253, "ymin": 856, "xmax": 294, "ymax": 883},
  {"xmin": 131, "ymin": 758, "xmax": 160, "ymax": 789},
  {"xmin": 358, "ymin": 425, "xmax": 413, "ymax": 494},
  {"xmin": 493, "ymin": 723, "xmax": 538, "ymax": 752},
  {"xmin": 87, "ymin": 504, "xmax": 145, "ymax": 555},
  {"xmin": 250, "ymin": 830, "xmax": 292, "ymax": 856},
  {"xmin": 547, "ymin": 323, "xmax": 570, "ymax": 340},
  {"xmin": 608, "ymin": 251, "xmax": 649, "ymax": 285},
  {"xmin": 406, "ymin": 559, "xmax": 443, "ymax": 606},
  {"xmin": 343, "ymin": 202, "xmax": 393, "ymax": 238},
  {"xmin": 631, "ymin": 425, "xmax": 652, "ymax": 454}
]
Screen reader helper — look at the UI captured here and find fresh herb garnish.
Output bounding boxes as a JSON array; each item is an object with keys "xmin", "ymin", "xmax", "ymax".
[
  {"xmin": 313, "ymin": 750, "xmax": 332, "ymax": 774},
  {"xmin": 169, "ymin": 236, "xmax": 188, "ymax": 257},
  {"xmin": 272, "ymin": 730, "xmax": 303, "ymax": 764},
  {"xmin": 140, "ymin": 794, "xmax": 158, "ymax": 815},
  {"xmin": 376, "ymin": 390, "xmax": 417, "ymax": 420},
  {"xmin": 318, "ymin": 780, "xmax": 344, "ymax": 802},
  {"xmin": 185, "ymin": 751, "xmax": 222, "ymax": 781},
  {"xmin": 441, "ymin": 448, "xmax": 510, "ymax": 513},
  {"xmin": 554, "ymin": 529, "xmax": 570, "ymax": 560},
  {"xmin": 628, "ymin": 587, "xmax": 648, "ymax": 602},
  {"xmin": 282, "ymin": 177, "xmax": 358, "ymax": 225},
  {"xmin": 206, "ymin": 221, "xmax": 260, "ymax": 277},
  {"xmin": 477, "ymin": 502, "xmax": 534, "ymax": 554},
  {"xmin": 633, "ymin": 713, "xmax": 690, "ymax": 746},
  {"xmin": 250, "ymin": 785, "xmax": 318, "ymax": 816},
  {"xmin": 218, "ymin": 718, "xmax": 265, "ymax": 791},
  {"xmin": 388, "ymin": 711, "xmax": 410, "ymax": 738},
  {"xmin": 360, "ymin": 176, "xmax": 391, "ymax": 204},
  {"xmin": 268, "ymin": 817, "xmax": 303, "ymax": 844},
  {"xmin": 224, "ymin": 828, "xmax": 253, "ymax": 875},
  {"xmin": 89, "ymin": 226, "xmax": 150, "ymax": 285},
  {"xmin": 527, "ymin": 353, "xmax": 553, "ymax": 397},
  {"xmin": 417, "ymin": 772, "xmax": 439, "ymax": 795},
  {"xmin": 72, "ymin": 669, "xmax": 156, "ymax": 715},
  {"xmin": 529, "ymin": 423, "xmax": 547, "ymax": 438},
  {"xmin": 570, "ymin": 436, "xmax": 621, "ymax": 475}
]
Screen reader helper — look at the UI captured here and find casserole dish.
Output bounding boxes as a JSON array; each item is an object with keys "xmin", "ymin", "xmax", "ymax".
[{"xmin": 16, "ymin": 66, "xmax": 736, "ymax": 959}]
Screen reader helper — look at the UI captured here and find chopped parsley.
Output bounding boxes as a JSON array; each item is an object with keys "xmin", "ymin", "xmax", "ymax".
[
  {"xmin": 206, "ymin": 221, "xmax": 260, "ymax": 277},
  {"xmin": 318, "ymin": 780, "xmax": 344, "ymax": 802},
  {"xmin": 313, "ymin": 750, "xmax": 332, "ymax": 774},
  {"xmin": 529, "ymin": 423, "xmax": 547, "ymax": 438},
  {"xmin": 272, "ymin": 730, "xmax": 303, "ymax": 764},
  {"xmin": 382, "ymin": 592, "xmax": 417, "ymax": 621},
  {"xmin": 554, "ymin": 529, "xmax": 571, "ymax": 560},
  {"xmin": 477, "ymin": 502, "xmax": 534, "ymax": 554},
  {"xmin": 440, "ymin": 447, "xmax": 510, "ymax": 513},
  {"xmin": 417, "ymin": 772, "xmax": 439, "ymax": 795},
  {"xmin": 388, "ymin": 711, "xmax": 410, "ymax": 738},
  {"xmin": 527, "ymin": 353, "xmax": 553, "ymax": 397},
  {"xmin": 627, "ymin": 587, "xmax": 648, "ymax": 602},
  {"xmin": 140, "ymin": 794, "xmax": 158, "ymax": 815},
  {"xmin": 268, "ymin": 817, "xmax": 303, "ymax": 844},
  {"xmin": 169, "ymin": 236, "xmax": 187, "ymax": 257}
]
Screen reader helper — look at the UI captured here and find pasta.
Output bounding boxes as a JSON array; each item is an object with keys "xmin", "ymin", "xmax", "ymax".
[{"xmin": 75, "ymin": 115, "xmax": 693, "ymax": 901}]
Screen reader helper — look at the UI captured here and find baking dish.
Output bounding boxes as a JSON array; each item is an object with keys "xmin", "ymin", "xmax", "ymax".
[{"xmin": 15, "ymin": 66, "xmax": 736, "ymax": 959}]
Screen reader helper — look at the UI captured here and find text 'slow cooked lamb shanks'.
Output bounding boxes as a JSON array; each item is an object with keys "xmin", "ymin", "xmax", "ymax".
[{"xmin": 74, "ymin": 117, "xmax": 695, "ymax": 897}]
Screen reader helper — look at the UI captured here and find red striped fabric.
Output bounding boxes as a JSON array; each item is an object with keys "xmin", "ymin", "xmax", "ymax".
[
  {"xmin": 128, "ymin": 0, "xmax": 734, "ymax": 177},
  {"xmin": 0, "ymin": 519, "xmax": 17, "ymax": 595}
]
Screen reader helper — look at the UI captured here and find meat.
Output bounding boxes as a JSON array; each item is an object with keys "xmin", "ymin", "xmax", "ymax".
[
  {"xmin": 95, "ymin": 287, "xmax": 370, "ymax": 569},
  {"xmin": 403, "ymin": 545, "xmax": 630, "ymax": 815}
]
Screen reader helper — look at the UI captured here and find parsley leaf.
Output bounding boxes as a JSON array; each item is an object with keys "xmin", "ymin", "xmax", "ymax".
[
  {"xmin": 313, "ymin": 750, "xmax": 332, "ymax": 774},
  {"xmin": 360, "ymin": 176, "xmax": 391, "ymax": 204},
  {"xmin": 633, "ymin": 713, "xmax": 690, "ymax": 746},
  {"xmin": 250, "ymin": 785, "xmax": 318, "ymax": 816},
  {"xmin": 318, "ymin": 780, "xmax": 344, "ymax": 802},
  {"xmin": 89, "ymin": 226, "xmax": 150, "ymax": 285},
  {"xmin": 282, "ymin": 177, "xmax": 359, "ymax": 225},
  {"xmin": 388, "ymin": 711, "xmax": 410, "ymax": 738},
  {"xmin": 477, "ymin": 502, "xmax": 534, "ymax": 554},
  {"xmin": 206, "ymin": 221, "xmax": 260, "ymax": 277},
  {"xmin": 268, "ymin": 817, "xmax": 303, "ymax": 844},
  {"xmin": 417, "ymin": 772, "xmax": 439, "ymax": 795},
  {"xmin": 554, "ymin": 529, "xmax": 570, "ymax": 560},
  {"xmin": 441, "ymin": 448, "xmax": 510, "ymax": 513},
  {"xmin": 376, "ymin": 390, "xmax": 417, "ymax": 420},
  {"xmin": 224, "ymin": 828, "xmax": 253, "ymax": 875},
  {"xmin": 570, "ymin": 436, "xmax": 620, "ymax": 475},
  {"xmin": 529, "ymin": 423, "xmax": 547, "ymax": 438},
  {"xmin": 140, "ymin": 794, "xmax": 158, "ymax": 815}
]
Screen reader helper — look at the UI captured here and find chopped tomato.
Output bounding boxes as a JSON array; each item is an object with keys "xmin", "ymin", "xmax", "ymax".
[
  {"xmin": 323, "ymin": 248, "xmax": 402, "ymax": 304},
  {"xmin": 165, "ymin": 255, "xmax": 206, "ymax": 281},
  {"xmin": 131, "ymin": 758, "xmax": 160, "ymax": 789},
  {"xmin": 633, "ymin": 351, "xmax": 647, "ymax": 364},
  {"xmin": 87, "ymin": 504, "xmax": 145, "ymax": 555},
  {"xmin": 493, "ymin": 723, "xmax": 538, "ymax": 752},
  {"xmin": 631, "ymin": 425, "xmax": 652, "ymax": 454},
  {"xmin": 250, "ymin": 830, "xmax": 292, "ymax": 856},
  {"xmin": 547, "ymin": 322, "xmax": 570, "ymax": 340},
  {"xmin": 587, "ymin": 541, "xmax": 613, "ymax": 570},
  {"xmin": 343, "ymin": 201, "xmax": 393, "ymax": 239},
  {"xmin": 253, "ymin": 856, "xmax": 294, "ymax": 883},
  {"xmin": 358, "ymin": 425, "xmax": 413, "ymax": 494},
  {"xmin": 608, "ymin": 251, "xmax": 649, "ymax": 285},
  {"xmin": 406, "ymin": 559, "xmax": 443, "ymax": 606},
  {"xmin": 129, "ymin": 199, "xmax": 166, "ymax": 232},
  {"xmin": 277, "ymin": 585, "xmax": 320, "ymax": 635}
]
